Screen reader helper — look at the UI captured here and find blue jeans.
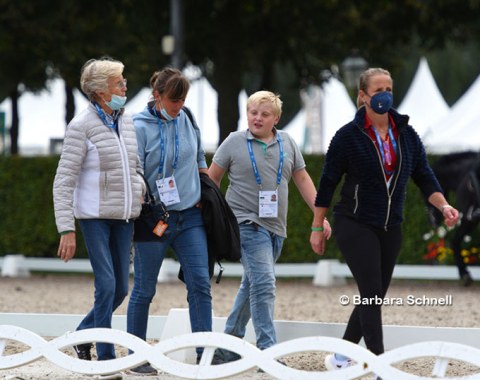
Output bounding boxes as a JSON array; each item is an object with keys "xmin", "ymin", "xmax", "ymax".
[
  {"xmin": 224, "ymin": 222, "xmax": 284, "ymax": 350},
  {"xmin": 78, "ymin": 219, "xmax": 133, "ymax": 360},
  {"xmin": 127, "ymin": 207, "xmax": 212, "ymax": 353}
]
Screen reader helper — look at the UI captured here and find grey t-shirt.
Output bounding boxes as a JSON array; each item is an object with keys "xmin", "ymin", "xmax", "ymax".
[{"xmin": 212, "ymin": 129, "xmax": 306, "ymax": 237}]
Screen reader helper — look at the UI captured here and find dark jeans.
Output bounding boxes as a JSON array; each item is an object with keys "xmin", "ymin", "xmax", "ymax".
[{"xmin": 334, "ymin": 215, "xmax": 402, "ymax": 355}]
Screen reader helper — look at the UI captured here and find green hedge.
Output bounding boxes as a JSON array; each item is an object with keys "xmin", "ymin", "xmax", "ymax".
[
  {"xmin": 0, "ymin": 155, "xmax": 437, "ymax": 263},
  {"xmin": 279, "ymin": 154, "xmax": 432, "ymax": 264}
]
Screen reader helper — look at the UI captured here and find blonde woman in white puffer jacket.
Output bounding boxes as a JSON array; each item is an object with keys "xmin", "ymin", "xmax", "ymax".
[{"xmin": 53, "ymin": 57, "xmax": 143, "ymax": 363}]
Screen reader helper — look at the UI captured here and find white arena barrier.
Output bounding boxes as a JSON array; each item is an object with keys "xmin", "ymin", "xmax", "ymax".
[
  {"xmin": 2, "ymin": 255, "xmax": 479, "ymax": 286},
  {"xmin": 1, "ymin": 325, "xmax": 480, "ymax": 379}
]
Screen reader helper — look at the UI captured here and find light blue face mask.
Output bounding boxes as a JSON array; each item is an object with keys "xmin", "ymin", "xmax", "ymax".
[
  {"xmin": 105, "ymin": 95, "xmax": 127, "ymax": 110},
  {"xmin": 160, "ymin": 107, "xmax": 175, "ymax": 121}
]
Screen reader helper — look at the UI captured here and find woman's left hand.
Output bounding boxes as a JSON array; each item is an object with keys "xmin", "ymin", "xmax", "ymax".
[
  {"xmin": 323, "ymin": 219, "xmax": 332, "ymax": 239},
  {"xmin": 442, "ymin": 205, "xmax": 460, "ymax": 227}
]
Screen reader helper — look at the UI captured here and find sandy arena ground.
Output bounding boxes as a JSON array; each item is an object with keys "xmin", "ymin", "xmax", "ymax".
[{"xmin": 0, "ymin": 273, "xmax": 479, "ymax": 379}]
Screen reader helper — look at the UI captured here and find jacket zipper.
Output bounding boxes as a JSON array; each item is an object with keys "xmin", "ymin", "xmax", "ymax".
[
  {"xmin": 384, "ymin": 139, "xmax": 402, "ymax": 230},
  {"xmin": 360, "ymin": 128, "xmax": 402, "ymax": 231},
  {"xmin": 104, "ymin": 172, "xmax": 108, "ymax": 199},
  {"xmin": 112, "ymin": 122, "xmax": 133, "ymax": 220}
]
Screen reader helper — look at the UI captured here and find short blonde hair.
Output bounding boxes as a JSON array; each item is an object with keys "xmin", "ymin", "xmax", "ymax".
[
  {"xmin": 356, "ymin": 68, "xmax": 392, "ymax": 108},
  {"xmin": 80, "ymin": 57, "xmax": 124, "ymax": 101},
  {"xmin": 247, "ymin": 90, "xmax": 283, "ymax": 118}
]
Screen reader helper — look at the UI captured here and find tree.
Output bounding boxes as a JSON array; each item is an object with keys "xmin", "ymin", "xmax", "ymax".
[
  {"xmin": 183, "ymin": 0, "xmax": 480, "ymax": 147},
  {"xmin": 0, "ymin": 1, "xmax": 62, "ymax": 154},
  {"xmin": 52, "ymin": 0, "xmax": 171, "ymax": 126}
]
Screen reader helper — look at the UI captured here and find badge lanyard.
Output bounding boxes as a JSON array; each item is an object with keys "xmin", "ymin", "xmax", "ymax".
[
  {"xmin": 247, "ymin": 133, "xmax": 284, "ymax": 190},
  {"xmin": 93, "ymin": 102, "xmax": 118, "ymax": 130},
  {"xmin": 152, "ymin": 107, "xmax": 179, "ymax": 178},
  {"xmin": 373, "ymin": 124, "xmax": 397, "ymax": 172}
]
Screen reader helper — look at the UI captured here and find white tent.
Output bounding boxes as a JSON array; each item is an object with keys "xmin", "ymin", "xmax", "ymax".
[
  {"xmin": 424, "ymin": 74, "xmax": 480, "ymax": 153},
  {"xmin": 185, "ymin": 77, "xmax": 219, "ymax": 152},
  {"xmin": 124, "ymin": 87, "xmax": 151, "ymax": 115},
  {"xmin": 283, "ymin": 77, "xmax": 356, "ymax": 153},
  {"xmin": 124, "ymin": 79, "xmax": 246, "ymax": 152},
  {"xmin": 282, "ymin": 109, "xmax": 308, "ymax": 150},
  {"xmin": 398, "ymin": 57, "xmax": 449, "ymax": 141},
  {"xmin": 0, "ymin": 78, "xmax": 89, "ymax": 155}
]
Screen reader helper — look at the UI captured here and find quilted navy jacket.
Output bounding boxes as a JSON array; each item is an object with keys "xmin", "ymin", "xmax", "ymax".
[{"xmin": 314, "ymin": 106, "xmax": 442, "ymax": 230}]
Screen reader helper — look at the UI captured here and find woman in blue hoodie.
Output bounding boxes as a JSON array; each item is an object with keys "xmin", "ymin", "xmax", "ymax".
[
  {"xmin": 126, "ymin": 68, "xmax": 212, "ymax": 374},
  {"xmin": 310, "ymin": 68, "xmax": 459, "ymax": 377}
]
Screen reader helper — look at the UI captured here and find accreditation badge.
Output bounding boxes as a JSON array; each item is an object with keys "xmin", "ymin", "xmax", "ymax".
[
  {"xmin": 156, "ymin": 176, "xmax": 181, "ymax": 206},
  {"xmin": 259, "ymin": 190, "xmax": 278, "ymax": 218}
]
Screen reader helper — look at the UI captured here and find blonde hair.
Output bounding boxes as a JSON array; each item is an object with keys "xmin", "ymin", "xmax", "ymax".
[
  {"xmin": 247, "ymin": 90, "xmax": 283, "ymax": 118},
  {"xmin": 356, "ymin": 68, "xmax": 391, "ymax": 108},
  {"xmin": 80, "ymin": 57, "xmax": 124, "ymax": 101}
]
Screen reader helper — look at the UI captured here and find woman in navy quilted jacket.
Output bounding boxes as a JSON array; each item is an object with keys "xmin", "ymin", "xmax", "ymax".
[{"xmin": 309, "ymin": 67, "xmax": 459, "ymax": 377}]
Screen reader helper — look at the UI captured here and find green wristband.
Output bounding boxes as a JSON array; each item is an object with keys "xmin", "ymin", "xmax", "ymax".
[{"xmin": 311, "ymin": 226, "xmax": 324, "ymax": 232}]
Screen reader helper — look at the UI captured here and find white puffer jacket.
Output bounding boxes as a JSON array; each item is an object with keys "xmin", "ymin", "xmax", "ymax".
[{"xmin": 53, "ymin": 103, "xmax": 144, "ymax": 233}]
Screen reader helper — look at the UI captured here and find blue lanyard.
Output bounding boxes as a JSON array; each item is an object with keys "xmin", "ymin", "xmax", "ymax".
[
  {"xmin": 152, "ymin": 107, "xmax": 179, "ymax": 177},
  {"xmin": 247, "ymin": 133, "xmax": 284, "ymax": 189},
  {"xmin": 373, "ymin": 124, "xmax": 397, "ymax": 168},
  {"xmin": 93, "ymin": 102, "xmax": 117, "ymax": 129}
]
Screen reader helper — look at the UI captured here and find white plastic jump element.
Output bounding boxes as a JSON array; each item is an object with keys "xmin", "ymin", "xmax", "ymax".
[
  {"xmin": 156, "ymin": 258, "xmax": 181, "ymax": 282},
  {"xmin": 2, "ymin": 255, "xmax": 480, "ymax": 284},
  {"xmin": 313, "ymin": 259, "xmax": 347, "ymax": 286},
  {"xmin": 1, "ymin": 255, "xmax": 30, "ymax": 277},
  {"xmin": 313, "ymin": 259, "xmax": 480, "ymax": 286},
  {"xmin": 2, "ymin": 326, "xmax": 480, "ymax": 379},
  {"xmin": 159, "ymin": 308, "xmax": 204, "ymax": 363}
]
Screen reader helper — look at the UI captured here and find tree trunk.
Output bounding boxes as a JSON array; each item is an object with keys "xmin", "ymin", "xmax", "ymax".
[
  {"xmin": 213, "ymin": 14, "xmax": 243, "ymax": 144},
  {"xmin": 65, "ymin": 82, "xmax": 75, "ymax": 125},
  {"xmin": 215, "ymin": 61, "xmax": 242, "ymax": 145},
  {"xmin": 9, "ymin": 88, "xmax": 19, "ymax": 155}
]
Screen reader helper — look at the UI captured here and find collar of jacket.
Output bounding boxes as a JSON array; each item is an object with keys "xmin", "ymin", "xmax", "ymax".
[{"xmin": 352, "ymin": 106, "xmax": 410, "ymax": 133}]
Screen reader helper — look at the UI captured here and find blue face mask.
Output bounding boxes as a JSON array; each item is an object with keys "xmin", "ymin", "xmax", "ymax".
[
  {"xmin": 369, "ymin": 91, "xmax": 393, "ymax": 114},
  {"xmin": 105, "ymin": 94, "xmax": 127, "ymax": 110},
  {"xmin": 160, "ymin": 107, "xmax": 175, "ymax": 121}
]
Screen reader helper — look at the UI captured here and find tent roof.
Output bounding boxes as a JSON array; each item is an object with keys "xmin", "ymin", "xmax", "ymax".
[
  {"xmin": 283, "ymin": 77, "xmax": 356, "ymax": 153},
  {"xmin": 424, "ymin": 73, "xmax": 480, "ymax": 153},
  {"xmin": 398, "ymin": 57, "xmax": 449, "ymax": 141}
]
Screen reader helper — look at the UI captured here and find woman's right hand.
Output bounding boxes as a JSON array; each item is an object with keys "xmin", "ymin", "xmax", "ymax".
[{"xmin": 57, "ymin": 232, "xmax": 76, "ymax": 262}]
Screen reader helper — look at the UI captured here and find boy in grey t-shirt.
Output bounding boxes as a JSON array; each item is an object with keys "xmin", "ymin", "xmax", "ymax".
[{"xmin": 208, "ymin": 91, "xmax": 331, "ymax": 358}]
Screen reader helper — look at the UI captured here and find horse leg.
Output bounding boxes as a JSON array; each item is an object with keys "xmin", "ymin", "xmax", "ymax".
[{"xmin": 450, "ymin": 217, "xmax": 475, "ymax": 286}]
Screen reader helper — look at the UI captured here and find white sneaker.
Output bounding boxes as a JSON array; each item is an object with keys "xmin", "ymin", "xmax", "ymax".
[{"xmin": 324, "ymin": 353, "xmax": 355, "ymax": 370}]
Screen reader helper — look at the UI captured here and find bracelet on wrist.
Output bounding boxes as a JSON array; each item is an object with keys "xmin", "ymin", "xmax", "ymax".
[
  {"xmin": 311, "ymin": 226, "xmax": 324, "ymax": 232},
  {"xmin": 441, "ymin": 204, "xmax": 453, "ymax": 212}
]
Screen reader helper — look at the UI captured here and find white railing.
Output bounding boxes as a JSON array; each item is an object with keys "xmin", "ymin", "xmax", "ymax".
[
  {"xmin": 1, "ymin": 255, "xmax": 478, "ymax": 286},
  {"xmin": 2, "ymin": 309, "xmax": 480, "ymax": 351},
  {"xmin": 1, "ymin": 323, "xmax": 480, "ymax": 379}
]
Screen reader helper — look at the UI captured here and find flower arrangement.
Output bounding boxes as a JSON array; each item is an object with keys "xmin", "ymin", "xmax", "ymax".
[{"xmin": 423, "ymin": 227, "xmax": 480, "ymax": 265}]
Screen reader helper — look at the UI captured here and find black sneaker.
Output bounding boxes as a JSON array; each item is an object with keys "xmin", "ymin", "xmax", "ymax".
[
  {"xmin": 212, "ymin": 348, "xmax": 240, "ymax": 363},
  {"xmin": 462, "ymin": 272, "xmax": 473, "ymax": 287},
  {"xmin": 126, "ymin": 362, "xmax": 158, "ymax": 375},
  {"xmin": 73, "ymin": 343, "xmax": 92, "ymax": 361},
  {"xmin": 197, "ymin": 351, "xmax": 232, "ymax": 365}
]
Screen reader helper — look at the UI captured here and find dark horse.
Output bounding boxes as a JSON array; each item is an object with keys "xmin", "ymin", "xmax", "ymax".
[{"xmin": 429, "ymin": 151, "xmax": 480, "ymax": 286}]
